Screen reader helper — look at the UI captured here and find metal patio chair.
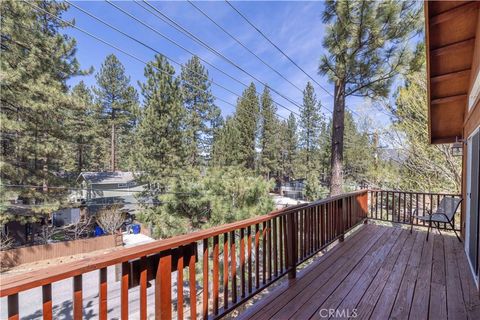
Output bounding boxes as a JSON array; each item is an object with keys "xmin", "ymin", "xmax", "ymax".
[{"xmin": 409, "ymin": 197, "xmax": 462, "ymax": 242}]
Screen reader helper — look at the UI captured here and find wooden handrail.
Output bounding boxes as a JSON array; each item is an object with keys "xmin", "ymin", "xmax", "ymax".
[
  {"xmin": 367, "ymin": 190, "xmax": 461, "ymax": 231},
  {"xmin": 1, "ymin": 190, "xmax": 369, "ymax": 320}
]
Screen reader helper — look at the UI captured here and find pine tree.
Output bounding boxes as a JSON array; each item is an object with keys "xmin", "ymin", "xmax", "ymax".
[
  {"xmin": 133, "ymin": 55, "xmax": 186, "ymax": 191},
  {"xmin": 94, "ymin": 54, "xmax": 138, "ymax": 172},
  {"xmin": 282, "ymin": 113, "xmax": 298, "ymax": 179},
  {"xmin": 259, "ymin": 87, "xmax": 281, "ymax": 178},
  {"xmin": 298, "ymin": 82, "xmax": 322, "ymax": 177},
  {"xmin": 211, "ymin": 116, "xmax": 241, "ymax": 167},
  {"xmin": 1, "ymin": 0, "xmax": 83, "ymax": 209},
  {"xmin": 180, "ymin": 56, "xmax": 221, "ymax": 166},
  {"xmin": 235, "ymin": 83, "xmax": 260, "ymax": 170},
  {"xmin": 63, "ymin": 81, "xmax": 106, "ymax": 173},
  {"xmin": 319, "ymin": 0, "xmax": 422, "ymax": 195}
]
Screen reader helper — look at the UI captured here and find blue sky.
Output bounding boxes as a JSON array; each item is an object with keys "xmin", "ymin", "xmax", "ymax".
[{"xmin": 64, "ymin": 0, "xmax": 390, "ymax": 126}]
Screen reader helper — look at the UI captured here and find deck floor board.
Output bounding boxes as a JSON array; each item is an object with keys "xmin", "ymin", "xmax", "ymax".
[{"xmin": 238, "ymin": 224, "xmax": 480, "ymax": 320}]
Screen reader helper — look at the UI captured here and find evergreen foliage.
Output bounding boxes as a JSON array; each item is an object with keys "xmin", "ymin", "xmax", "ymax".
[
  {"xmin": 234, "ymin": 83, "xmax": 260, "ymax": 170},
  {"xmin": 180, "ymin": 56, "xmax": 221, "ymax": 166},
  {"xmin": 279, "ymin": 113, "xmax": 298, "ymax": 180},
  {"xmin": 133, "ymin": 55, "xmax": 187, "ymax": 191},
  {"xmin": 94, "ymin": 54, "xmax": 139, "ymax": 172},
  {"xmin": 139, "ymin": 166, "xmax": 274, "ymax": 238},
  {"xmin": 259, "ymin": 87, "xmax": 281, "ymax": 178},
  {"xmin": 1, "ymin": 0, "xmax": 83, "ymax": 211},
  {"xmin": 319, "ymin": 0, "xmax": 422, "ymax": 195},
  {"xmin": 297, "ymin": 82, "xmax": 323, "ymax": 178}
]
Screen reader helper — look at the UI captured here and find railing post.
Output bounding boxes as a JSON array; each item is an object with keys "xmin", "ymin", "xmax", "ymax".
[{"xmin": 286, "ymin": 211, "xmax": 297, "ymax": 279}]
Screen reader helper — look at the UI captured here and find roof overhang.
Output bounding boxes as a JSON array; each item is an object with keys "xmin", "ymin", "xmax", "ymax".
[{"xmin": 425, "ymin": 1, "xmax": 479, "ymax": 144}]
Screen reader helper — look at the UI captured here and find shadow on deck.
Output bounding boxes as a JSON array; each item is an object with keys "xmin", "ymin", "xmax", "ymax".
[{"xmin": 238, "ymin": 224, "xmax": 480, "ymax": 320}]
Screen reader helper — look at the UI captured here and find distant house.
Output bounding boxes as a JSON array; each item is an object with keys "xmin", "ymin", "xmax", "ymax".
[{"xmin": 72, "ymin": 171, "xmax": 149, "ymax": 215}]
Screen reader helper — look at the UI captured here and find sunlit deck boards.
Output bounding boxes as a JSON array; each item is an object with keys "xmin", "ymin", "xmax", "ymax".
[{"xmin": 239, "ymin": 224, "xmax": 480, "ymax": 320}]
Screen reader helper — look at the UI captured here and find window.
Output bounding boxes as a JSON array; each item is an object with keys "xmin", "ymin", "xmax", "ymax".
[{"xmin": 118, "ymin": 183, "xmax": 127, "ymax": 188}]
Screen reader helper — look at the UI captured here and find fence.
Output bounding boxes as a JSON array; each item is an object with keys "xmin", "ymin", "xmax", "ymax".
[
  {"xmin": 0, "ymin": 234, "xmax": 122, "ymax": 269},
  {"xmin": 0, "ymin": 190, "xmax": 368, "ymax": 320}
]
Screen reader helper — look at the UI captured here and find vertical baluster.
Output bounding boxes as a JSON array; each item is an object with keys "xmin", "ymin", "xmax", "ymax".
[
  {"xmin": 279, "ymin": 216, "xmax": 284, "ymax": 272},
  {"xmin": 223, "ymin": 233, "xmax": 229, "ymax": 309},
  {"xmin": 73, "ymin": 275, "xmax": 83, "ymax": 320},
  {"xmin": 423, "ymin": 194, "xmax": 426, "ymax": 226},
  {"xmin": 240, "ymin": 228, "xmax": 245, "ymax": 298},
  {"xmin": 255, "ymin": 224, "xmax": 260, "ymax": 289},
  {"xmin": 375, "ymin": 191, "xmax": 378, "ymax": 219},
  {"xmin": 230, "ymin": 231, "xmax": 237, "ymax": 304},
  {"xmin": 156, "ymin": 250, "xmax": 172, "ymax": 320},
  {"xmin": 240, "ymin": 228, "xmax": 246, "ymax": 298},
  {"xmin": 99, "ymin": 268, "xmax": 108, "ymax": 320},
  {"xmin": 273, "ymin": 218, "xmax": 278, "ymax": 278},
  {"xmin": 213, "ymin": 236, "xmax": 219, "ymax": 315},
  {"xmin": 189, "ymin": 243, "xmax": 197, "ymax": 320},
  {"xmin": 42, "ymin": 284, "xmax": 52, "ymax": 320},
  {"xmin": 203, "ymin": 239, "xmax": 209, "ymax": 319},
  {"xmin": 380, "ymin": 191, "xmax": 384, "ymax": 221},
  {"xmin": 177, "ymin": 248, "xmax": 184, "ymax": 320},
  {"xmin": 7, "ymin": 293, "xmax": 18, "ymax": 320},
  {"xmin": 247, "ymin": 226, "xmax": 252, "ymax": 293},
  {"xmin": 140, "ymin": 256, "xmax": 148, "ymax": 320},
  {"xmin": 267, "ymin": 220, "xmax": 272, "ymax": 281},
  {"xmin": 386, "ymin": 192, "xmax": 390, "ymax": 222},
  {"xmin": 283, "ymin": 215, "xmax": 289, "ymax": 272},
  {"xmin": 409, "ymin": 193, "xmax": 413, "ymax": 225},
  {"xmin": 262, "ymin": 222, "xmax": 267, "ymax": 285}
]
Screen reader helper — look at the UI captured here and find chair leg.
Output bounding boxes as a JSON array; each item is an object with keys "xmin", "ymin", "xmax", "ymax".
[
  {"xmin": 426, "ymin": 220, "xmax": 431, "ymax": 241},
  {"xmin": 450, "ymin": 221, "xmax": 462, "ymax": 242},
  {"xmin": 435, "ymin": 222, "xmax": 442, "ymax": 236}
]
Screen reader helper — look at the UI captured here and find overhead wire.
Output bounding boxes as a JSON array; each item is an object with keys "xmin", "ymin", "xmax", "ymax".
[
  {"xmin": 24, "ymin": 1, "xmax": 287, "ymax": 122},
  {"xmin": 65, "ymin": 0, "xmax": 292, "ymax": 120},
  {"xmin": 223, "ymin": 0, "xmax": 369, "ymax": 118},
  {"xmin": 138, "ymin": 0, "xmax": 303, "ymax": 114},
  {"xmin": 186, "ymin": 0, "xmax": 305, "ymax": 95}
]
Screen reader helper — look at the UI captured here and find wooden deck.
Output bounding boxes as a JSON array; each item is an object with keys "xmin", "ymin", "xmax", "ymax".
[{"xmin": 238, "ymin": 224, "xmax": 480, "ymax": 320}]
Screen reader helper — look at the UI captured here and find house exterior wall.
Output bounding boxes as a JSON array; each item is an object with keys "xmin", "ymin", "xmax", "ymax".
[
  {"xmin": 460, "ymin": 8, "xmax": 480, "ymax": 287},
  {"xmin": 461, "ymin": 9, "xmax": 480, "ymax": 237}
]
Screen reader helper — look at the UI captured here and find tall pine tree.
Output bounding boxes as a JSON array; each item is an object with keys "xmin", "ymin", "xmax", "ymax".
[
  {"xmin": 65, "ymin": 81, "xmax": 105, "ymax": 173},
  {"xmin": 94, "ymin": 54, "xmax": 138, "ymax": 172},
  {"xmin": 259, "ymin": 87, "xmax": 281, "ymax": 178},
  {"xmin": 1, "ymin": 0, "xmax": 83, "ymax": 210},
  {"xmin": 298, "ymin": 82, "xmax": 322, "ymax": 178},
  {"xmin": 133, "ymin": 55, "xmax": 186, "ymax": 191},
  {"xmin": 180, "ymin": 56, "xmax": 221, "ymax": 166},
  {"xmin": 235, "ymin": 83, "xmax": 260, "ymax": 170},
  {"xmin": 278, "ymin": 113, "xmax": 298, "ymax": 180},
  {"xmin": 319, "ymin": 0, "xmax": 421, "ymax": 195}
]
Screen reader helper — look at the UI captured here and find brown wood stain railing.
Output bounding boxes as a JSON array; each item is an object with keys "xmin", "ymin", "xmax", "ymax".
[
  {"xmin": 367, "ymin": 190, "xmax": 462, "ymax": 231},
  {"xmin": 0, "ymin": 190, "xmax": 368, "ymax": 320}
]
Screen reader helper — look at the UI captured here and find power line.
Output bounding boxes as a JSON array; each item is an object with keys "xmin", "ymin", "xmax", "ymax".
[
  {"xmin": 224, "ymin": 0, "xmax": 332, "ymax": 98},
  {"xmin": 223, "ymin": 1, "xmax": 368, "ymax": 118},
  {"xmin": 138, "ymin": 0, "xmax": 303, "ymax": 114},
  {"xmin": 65, "ymin": 0, "xmax": 291, "ymax": 120},
  {"xmin": 187, "ymin": 0, "xmax": 305, "ymax": 95},
  {"xmin": 24, "ymin": 1, "xmax": 287, "ymax": 124}
]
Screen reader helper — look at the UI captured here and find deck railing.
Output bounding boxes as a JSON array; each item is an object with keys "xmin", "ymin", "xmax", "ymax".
[
  {"xmin": 0, "ymin": 190, "xmax": 368, "ymax": 320},
  {"xmin": 367, "ymin": 190, "xmax": 462, "ymax": 231}
]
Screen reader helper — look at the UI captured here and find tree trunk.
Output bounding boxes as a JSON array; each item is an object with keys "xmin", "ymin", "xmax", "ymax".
[
  {"xmin": 329, "ymin": 82, "xmax": 345, "ymax": 196},
  {"xmin": 111, "ymin": 123, "xmax": 116, "ymax": 172}
]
